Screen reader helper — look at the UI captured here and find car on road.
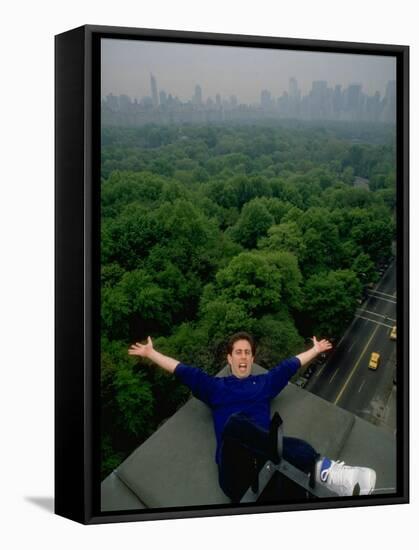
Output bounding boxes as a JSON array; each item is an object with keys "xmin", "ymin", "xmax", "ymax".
[
  {"xmin": 368, "ymin": 352, "xmax": 381, "ymax": 370},
  {"xmin": 294, "ymin": 377, "xmax": 307, "ymax": 388},
  {"xmin": 303, "ymin": 365, "xmax": 315, "ymax": 380},
  {"xmin": 390, "ymin": 325, "xmax": 397, "ymax": 340},
  {"xmin": 357, "ymin": 287, "xmax": 369, "ymax": 304}
]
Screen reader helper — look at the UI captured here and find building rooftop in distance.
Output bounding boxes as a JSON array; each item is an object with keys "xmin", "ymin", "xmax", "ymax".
[{"xmin": 101, "ymin": 364, "xmax": 396, "ymax": 511}]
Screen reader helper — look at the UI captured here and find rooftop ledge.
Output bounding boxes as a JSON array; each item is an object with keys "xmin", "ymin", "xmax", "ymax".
[{"xmin": 101, "ymin": 363, "xmax": 396, "ymax": 511}]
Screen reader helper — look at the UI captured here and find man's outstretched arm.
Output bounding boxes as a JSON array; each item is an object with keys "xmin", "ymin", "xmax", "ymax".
[
  {"xmin": 296, "ymin": 336, "xmax": 332, "ymax": 368},
  {"xmin": 128, "ymin": 336, "xmax": 179, "ymax": 374}
]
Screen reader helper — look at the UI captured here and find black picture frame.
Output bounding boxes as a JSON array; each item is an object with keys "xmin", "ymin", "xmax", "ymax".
[{"xmin": 55, "ymin": 24, "xmax": 409, "ymax": 525}]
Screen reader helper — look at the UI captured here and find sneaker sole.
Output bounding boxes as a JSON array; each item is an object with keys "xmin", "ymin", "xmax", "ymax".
[
  {"xmin": 353, "ymin": 469, "xmax": 377, "ymax": 496},
  {"xmin": 366, "ymin": 469, "xmax": 377, "ymax": 495}
]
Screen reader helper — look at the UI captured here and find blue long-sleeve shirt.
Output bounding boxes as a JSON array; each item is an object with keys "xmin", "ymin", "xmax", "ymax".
[{"xmin": 174, "ymin": 357, "xmax": 300, "ymax": 464}]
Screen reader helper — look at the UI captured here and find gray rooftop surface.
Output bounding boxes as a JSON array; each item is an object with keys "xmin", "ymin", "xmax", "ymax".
[{"xmin": 101, "ymin": 364, "xmax": 396, "ymax": 511}]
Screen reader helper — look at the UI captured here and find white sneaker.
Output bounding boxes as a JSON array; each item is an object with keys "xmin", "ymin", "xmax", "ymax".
[{"xmin": 315, "ymin": 458, "xmax": 376, "ymax": 496}]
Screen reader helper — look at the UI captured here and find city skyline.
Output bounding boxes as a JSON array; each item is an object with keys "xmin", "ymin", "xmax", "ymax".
[
  {"xmin": 101, "ymin": 38, "xmax": 396, "ymax": 103},
  {"xmin": 103, "ymin": 74, "xmax": 395, "ymax": 109},
  {"xmin": 102, "ymin": 75, "xmax": 396, "ymax": 126}
]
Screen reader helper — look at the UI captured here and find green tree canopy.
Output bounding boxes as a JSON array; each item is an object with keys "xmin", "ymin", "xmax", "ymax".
[
  {"xmin": 258, "ymin": 221, "xmax": 306, "ymax": 259},
  {"xmin": 228, "ymin": 198, "xmax": 275, "ymax": 249},
  {"xmin": 298, "ymin": 207, "xmax": 341, "ymax": 274},
  {"xmin": 211, "ymin": 252, "xmax": 282, "ymax": 315},
  {"xmin": 252, "ymin": 311, "xmax": 304, "ymax": 368},
  {"xmin": 205, "ymin": 250, "xmax": 302, "ymax": 315},
  {"xmin": 101, "ymin": 204, "xmax": 160, "ymax": 270},
  {"xmin": 302, "ymin": 269, "xmax": 362, "ymax": 336}
]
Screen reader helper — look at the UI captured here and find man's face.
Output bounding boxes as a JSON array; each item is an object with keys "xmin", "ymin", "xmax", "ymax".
[{"xmin": 228, "ymin": 339, "xmax": 254, "ymax": 379}]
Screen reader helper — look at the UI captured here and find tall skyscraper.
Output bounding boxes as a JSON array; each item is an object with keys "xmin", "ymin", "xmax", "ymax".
[
  {"xmin": 333, "ymin": 85, "xmax": 343, "ymax": 118},
  {"xmin": 381, "ymin": 80, "xmax": 396, "ymax": 123},
  {"xmin": 278, "ymin": 91, "xmax": 289, "ymax": 116},
  {"xmin": 230, "ymin": 95, "xmax": 238, "ymax": 107},
  {"xmin": 289, "ymin": 77, "xmax": 299, "ymax": 99},
  {"xmin": 193, "ymin": 85, "xmax": 203, "ymax": 106},
  {"xmin": 150, "ymin": 73, "xmax": 159, "ymax": 108},
  {"xmin": 346, "ymin": 84, "xmax": 362, "ymax": 111},
  {"xmin": 310, "ymin": 81, "xmax": 330, "ymax": 119},
  {"xmin": 260, "ymin": 89, "xmax": 272, "ymax": 109},
  {"xmin": 366, "ymin": 91, "xmax": 381, "ymax": 122},
  {"xmin": 288, "ymin": 77, "xmax": 300, "ymax": 117},
  {"xmin": 159, "ymin": 90, "xmax": 167, "ymax": 106}
]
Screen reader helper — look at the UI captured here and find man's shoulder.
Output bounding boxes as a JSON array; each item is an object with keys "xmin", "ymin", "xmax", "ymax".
[
  {"xmin": 175, "ymin": 363, "xmax": 221, "ymax": 384},
  {"xmin": 265, "ymin": 356, "xmax": 300, "ymax": 381}
]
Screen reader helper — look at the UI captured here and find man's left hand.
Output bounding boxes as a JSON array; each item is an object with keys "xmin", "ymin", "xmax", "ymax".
[{"xmin": 312, "ymin": 336, "xmax": 333, "ymax": 354}]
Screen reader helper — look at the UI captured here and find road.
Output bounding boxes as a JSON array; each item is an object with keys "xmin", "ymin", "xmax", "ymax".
[{"xmin": 305, "ymin": 259, "xmax": 397, "ymax": 430}]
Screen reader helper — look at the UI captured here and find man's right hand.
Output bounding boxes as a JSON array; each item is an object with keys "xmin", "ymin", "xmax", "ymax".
[
  {"xmin": 128, "ymin": 336, "xmax": 154, "ymax": 358},
  {"xmin": 128, "ymin": 337, "xmax": 180, "ymax": 373}
]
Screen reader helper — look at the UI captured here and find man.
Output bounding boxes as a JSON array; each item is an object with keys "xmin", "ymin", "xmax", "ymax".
[{"xmin": 128, "ymin": 332, "xmax": 376, "ymax": 501}]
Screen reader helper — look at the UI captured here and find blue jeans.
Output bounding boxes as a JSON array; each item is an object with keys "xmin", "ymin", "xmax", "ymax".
[{"xmin": 218, "ymin": 412, "xmax": 320, "ymax": 501}]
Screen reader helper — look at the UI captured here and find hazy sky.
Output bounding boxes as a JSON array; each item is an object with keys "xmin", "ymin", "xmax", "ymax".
[{"xmin": 101, "ymin": 38, "xmax": 396, "ymax": 103}]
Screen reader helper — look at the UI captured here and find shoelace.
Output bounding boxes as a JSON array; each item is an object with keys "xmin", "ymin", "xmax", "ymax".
[{"xmin": 321, "ymin": 460, "xmax": 348, "ymax": 489}]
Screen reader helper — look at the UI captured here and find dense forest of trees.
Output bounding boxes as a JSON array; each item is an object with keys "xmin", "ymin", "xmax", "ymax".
[{"xmin": 100, "ymin": 121, "xmax": 396, "ymax": 479}]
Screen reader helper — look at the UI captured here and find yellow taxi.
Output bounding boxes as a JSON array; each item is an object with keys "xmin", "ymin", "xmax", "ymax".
[
  {"xmin": 368, "ymin": 352, "xmax": 380, "ymax": 370},
  {"xmin": 390, "ymin": 326, "xmax": 397, "ymax": 340}
]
